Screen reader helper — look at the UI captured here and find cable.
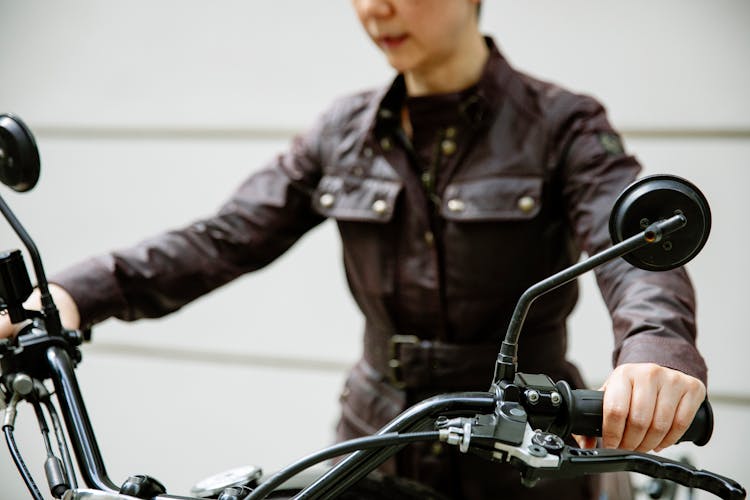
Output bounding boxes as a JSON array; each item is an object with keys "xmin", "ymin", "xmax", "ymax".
[
  {"xmin": 245, "ymin": 431, "xmax": 440, "ymax": 500},
  {"xmin": 32, "ymin": 398, "xmax": 55, "ymax": 456},
  {"xmin": 4, "ymin": 425, "xmax": 44, "ymax": 500},
  {"xmin": 43, "ymin": 396, "xmax": 78, "ymax": 489}
]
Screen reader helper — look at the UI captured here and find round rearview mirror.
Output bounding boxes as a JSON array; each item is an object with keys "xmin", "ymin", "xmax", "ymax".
[
  {"xmin": 0, "ymin": 114, "xmax": 41, "ymax": 192},
  {"xmin": 609, "ymin": 175, "xmax": 711, "ymax": 271}
]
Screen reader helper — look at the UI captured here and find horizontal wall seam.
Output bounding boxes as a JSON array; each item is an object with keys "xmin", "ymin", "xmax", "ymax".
[
  {"xmin": 35, "ymin": 126, "xmax": 300, "ymax": 141},
  {"xmin": 32, "ymin": 125, "xmax": 750, "ymax": 142},
  {"xmin": 87, "ymin": 341, "xmax": 352, "ymax": 373},
  {"xmin": 86, "ymin": 342, "xmax": 750, "ymax": 407}
]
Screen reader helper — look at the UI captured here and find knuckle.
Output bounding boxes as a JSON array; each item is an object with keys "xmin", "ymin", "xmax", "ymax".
[
  {"xmin": 606, "ymin": 404, "xmax": 629, "ymax": 423},
  {"xmin": 642, "ymin": 363, "xmax": 662, "ymax": 380},
  {"xmin": 686, "ymin": 377, "xmax": 706, "ymax": 396},
  {"xmin": 649, "ymin": 418, "xmax": 672, "ymax": 435},
  {"xmin": 663, "ymin": 369, "xmax": 681, "ymax": 385},
  {"xmin": 672, "ymin": 414, "xmax": 693, "ymax": 433},
  {"xmin": 627, "ymin": 414, "xmax": 650, "ymax": 432}
]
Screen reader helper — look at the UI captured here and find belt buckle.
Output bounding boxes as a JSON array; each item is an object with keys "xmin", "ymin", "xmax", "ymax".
[{"xmin": 388, "ymin": 334, "xmax": 419, "ymax": 389}]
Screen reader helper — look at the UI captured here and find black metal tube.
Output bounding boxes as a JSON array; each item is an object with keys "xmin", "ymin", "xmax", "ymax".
[
  {"xmin": 44, "ymin": 345, "xmax": 119, "ymax": 492},
  {"xmin": 295, "ymin": 392, "xmax": 495, "ymax": 500},
  {"xmin": 245, "ymin": 432, "xmax": 440, "ymax": 500},
  {"xmin": 495, "ymin": 214, "xmax": 687, "ymax": 382}
]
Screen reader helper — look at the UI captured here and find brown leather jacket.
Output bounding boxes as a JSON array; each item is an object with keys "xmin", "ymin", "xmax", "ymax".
[{"xmin": 53, "ymin": 39, "xmax": 706, "ymax": 498}]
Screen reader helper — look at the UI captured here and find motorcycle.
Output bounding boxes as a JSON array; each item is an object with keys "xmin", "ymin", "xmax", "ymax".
[{"xmin": 0, "ymin": 113, "xmax": 746, "ymax": 499}]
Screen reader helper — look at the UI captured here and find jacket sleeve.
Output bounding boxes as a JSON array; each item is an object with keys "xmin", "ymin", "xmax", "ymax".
[
  {"xmin": 51, "ymin": 116, "xmax": 331, "ymax": 328},
  {"xmin": 553, "ymin": 94, "xmax": 707, "ymax": 384}
]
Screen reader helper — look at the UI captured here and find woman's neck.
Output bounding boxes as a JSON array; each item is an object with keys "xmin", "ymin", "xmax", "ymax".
[{"xmin": 404, "ymin": 34, "xmax": 489, "ymax": 97}]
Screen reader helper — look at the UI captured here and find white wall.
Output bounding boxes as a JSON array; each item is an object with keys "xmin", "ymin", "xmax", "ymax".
[{"xmin": 1, "ymin": 1, "xmax": 748, "ymax": 498}]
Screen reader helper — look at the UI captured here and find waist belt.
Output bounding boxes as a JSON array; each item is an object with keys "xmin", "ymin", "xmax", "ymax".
[
  {"xmin": 364, "ymin": 324, "xmax": 569, "ymax": 391},
  {"xmin": 365, "ymin": 332, "xmax": 497, "ymax": 390}
]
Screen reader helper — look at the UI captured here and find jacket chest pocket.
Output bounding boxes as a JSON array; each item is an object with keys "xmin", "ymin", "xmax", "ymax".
[
  {"xmin": 439, "ymin": 176, "xmax": 556, "ymax": 297},
  {"xmin": 312, "ymin": 174, "xmax": 403, "ymax": 295}
]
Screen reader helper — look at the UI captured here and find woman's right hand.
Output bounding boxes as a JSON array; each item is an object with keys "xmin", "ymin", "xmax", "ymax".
[{"xmin": 0, "ymin": 284, "xmax": 81, "ymax": 339}]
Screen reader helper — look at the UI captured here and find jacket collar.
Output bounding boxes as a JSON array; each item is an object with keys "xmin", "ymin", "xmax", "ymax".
[{"xmin": 362, "ymin": 36, "xmax": 515, "ymax": 146}]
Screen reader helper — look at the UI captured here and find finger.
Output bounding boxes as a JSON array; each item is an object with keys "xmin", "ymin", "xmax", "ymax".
[
  {"xmin": 0, "ymin": 314, "xmax": 19, "ymax": 339},
  {"xmin": 618, "ymin": 378, "xmax": 658, "ymax": 451},
  {"xmin": 602, "ymin": 374, "xmax": 631, "ymax": 449},
  {"xmin": 635, "ymin": 383, "xmax": 682, "ymax": 452},
  {"xmin": 654, "ymin": 382, "xmax": 706, "ymax": 451},
  {"xmin": 573, "ymin": 434, "xmax": 597, "ymax": 449}
]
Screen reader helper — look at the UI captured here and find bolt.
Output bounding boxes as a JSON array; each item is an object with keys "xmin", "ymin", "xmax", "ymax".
[
  {"xmin": 532, "ymin": 431, "xmax": 566, "ymax": 452},
  {"xmin": 528, "ymin": 444, "xmax": 548, "ymax": 457},
  {"xmin": 550, "ymin": 392, "xmax": 562, "ymax": 406},
  {"xmin": 640, "ymin": 218, "xmax": 650, "ymax": 229},
  {"xmin": 662, "ymin": 241, "xmax": 673, "ymax": 252},
  {"xmin": 526, "ymin": 389, "xmax": 540, "ymax": 404},
  {"xmin": 11, "ymin": 374, "xmax": 34, "ymax": 396},
  {"xmin": 509, "ymin": 406, "xmax": 527, "ymax": 418}
]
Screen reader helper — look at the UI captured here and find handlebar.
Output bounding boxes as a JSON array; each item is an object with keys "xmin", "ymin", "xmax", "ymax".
[{"xmin": 1, "ymin": 340, "xmax": 746, "ymax": 500}]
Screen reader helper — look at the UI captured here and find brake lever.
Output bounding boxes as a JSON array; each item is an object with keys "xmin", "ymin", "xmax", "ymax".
[
  {"xmin": 438, "ymin": 410, "xmax": 746, "ymax": 500},
  {"xmin": 518, "ymin": 443, "xmax": 747, "ymax": 500}
]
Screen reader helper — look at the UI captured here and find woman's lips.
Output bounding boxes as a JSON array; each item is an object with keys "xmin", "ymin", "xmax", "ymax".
[{"xmin": 378, "ymin": 34, "xmax": 408, "ymax": 49}]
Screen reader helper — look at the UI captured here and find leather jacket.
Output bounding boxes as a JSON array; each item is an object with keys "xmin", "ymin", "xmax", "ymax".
[{"xmin": 53, "ymin": 39, "xmax": 706, "ymax": 499}]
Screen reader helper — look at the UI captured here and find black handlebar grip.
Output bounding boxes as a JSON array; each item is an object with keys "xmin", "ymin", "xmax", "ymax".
[
  {"xmin": 555, "ymin": 381, "xmax": 714, "ymax": 446},
  {"xmin": 679, "ymin": 398, "xmax": 714, "ymax": 446},
  {"xmin": 565, "ymin": 388, "xmax": 604, "ymax": 438}
]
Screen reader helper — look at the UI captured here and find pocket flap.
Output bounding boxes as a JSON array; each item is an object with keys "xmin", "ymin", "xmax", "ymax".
[
  {"xmin": 441, "ymin": 176, "xmax": 543, "ymax": 221},
  {"xmin": 313, "ymin": 174, "xmax": 402, "ymax": 222}
]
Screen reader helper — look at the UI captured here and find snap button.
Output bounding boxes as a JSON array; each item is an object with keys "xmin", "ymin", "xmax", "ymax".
[
  {"xmin": 421, "ymin": 171, "xmax": 433, "ymax": 188},
  {"xmin": 518, "ymin": 196, "xmax": 536, "ymax": 213},
  {"xmin": 378, "ymin": 108, "xmax": 395, "ymax": 120},
  {"xmin": 440, "ymin": 139, "xmax": 457, "ymax": 156},
  {"xmin": 319, "ymin": 193, "xmax": 335, "ymax": 208},
  {"xmin": 444, "ymin": 126, "xmax": 457, "ymax": 139},
  {"xmin": 447, "ymin": 198, "xmax": 465, "ymax": 212},
  {"xmin": 424, "ymin": 231, "xmax": 435, "ymax": 246},
  {"xmin": 380, "ymin": 137, "xmax": 393, "ymax": 152},
  {"xmin": 372, "ymin": 199, "xmax": 388, "ymax": 215}
]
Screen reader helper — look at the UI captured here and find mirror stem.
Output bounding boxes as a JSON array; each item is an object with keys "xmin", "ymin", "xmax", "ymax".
[
  {"xmin": 0, "ymin": 193, "xmax": 62, "ymax": 336},
  {"xmin": 493, "ymin": 214, "xmax": 687, "ymax": 384}
]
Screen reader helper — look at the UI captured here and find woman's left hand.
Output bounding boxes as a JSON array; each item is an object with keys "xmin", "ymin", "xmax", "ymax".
[{"xmin": 574, "ymin": 363, "xmax": 706, "ymax": 452}]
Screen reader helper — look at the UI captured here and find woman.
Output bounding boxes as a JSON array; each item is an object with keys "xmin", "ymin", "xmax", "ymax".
[{"xmin": 2, "ymin": 1, "xmax": 707, "ymax": 498}]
